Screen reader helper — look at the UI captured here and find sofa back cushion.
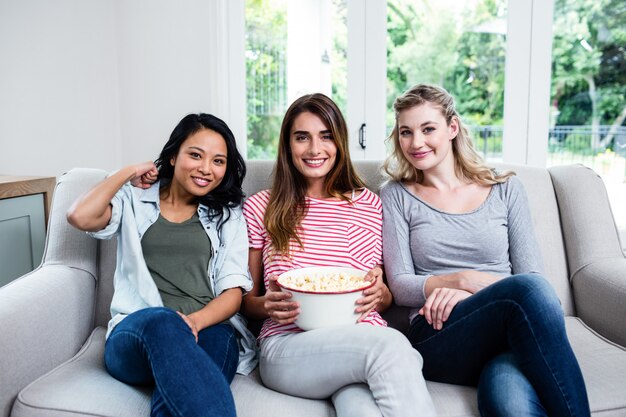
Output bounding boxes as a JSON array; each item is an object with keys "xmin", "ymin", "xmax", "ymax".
[
  {"xmin": 493, "ymin": 163, "xmax": 573, "ymax": 314},
  {"xmin": 95, "ymin": 238, "xmax": 118, "ymax": 328},
  {"xmin": 242, "ymin": 160, "xmax": 386, "ymax": 196}
]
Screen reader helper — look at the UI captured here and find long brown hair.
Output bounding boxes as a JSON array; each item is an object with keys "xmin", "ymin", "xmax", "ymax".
[
  {"xmin": 265, "ymin": 93, "xmax": 365, "ymax": 254},
  {"xmin": 384, "ymin": 84, "xmax": 513, "ymax": 185}
]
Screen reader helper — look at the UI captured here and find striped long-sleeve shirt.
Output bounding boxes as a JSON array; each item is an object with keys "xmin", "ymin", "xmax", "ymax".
[{"xmin": 243, "ymin": 188, "xmax": 387, "ymax": 340}]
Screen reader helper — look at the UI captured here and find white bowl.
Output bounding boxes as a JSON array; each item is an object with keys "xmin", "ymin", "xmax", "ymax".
[{"xmin": 277, "ymin": 266, "xmax": 373, "ymax": 331}]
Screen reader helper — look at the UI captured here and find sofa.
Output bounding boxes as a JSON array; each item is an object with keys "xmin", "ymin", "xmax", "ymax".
[{"xmin": 1, "ymin": 160, "xmax": 625, "ymax": 417}]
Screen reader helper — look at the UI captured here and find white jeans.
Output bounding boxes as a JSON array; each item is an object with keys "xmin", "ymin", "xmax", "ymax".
[{"xmin": 259, "ymin": 324, "xmax": 436, "ymax": 417}]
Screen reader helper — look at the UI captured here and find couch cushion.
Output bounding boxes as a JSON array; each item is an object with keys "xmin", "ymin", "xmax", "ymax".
[
  {"xmin": 94, "ymin": 238, "xmax": 117, "ymax": 329},
  {"xmin": 11, "ymin": 327, "xmax": 335, "ymax": 417},
  {"xmin": 242, "ymin": 160, "xmax": 387, "ymax": 197},
  {"xmin": 12, "ymin": 327, "xmax": 151, "ymax": 417},
  {"xmin": 232, "ymin": 367, "xmax": 335, "ymax": 417},
  {"xmin": 567, "ymin": 317, "xmax": 626, "ymax": 415},
  {"xmin": 493, "ymin": 163, "xmax": 574, "ymax": 315},
  {"xmin": 13, "ymin": 318, "xmax": 626, "ymax": 417}
]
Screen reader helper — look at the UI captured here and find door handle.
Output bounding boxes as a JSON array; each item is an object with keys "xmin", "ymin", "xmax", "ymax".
[{"xmin": 358, "ymin": 123, "xmax": 366, "ymax": 149}]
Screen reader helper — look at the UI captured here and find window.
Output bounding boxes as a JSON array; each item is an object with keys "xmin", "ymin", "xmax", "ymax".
[
  {"xmin": 245, "ymin": 0, "xmax": 348, "ymax": 159},
  {"xmin": 387, "ymin": 0, "xmax": 508, "ymax": 161},
  {"xmin": 548, "ymin": 0, "xmax": 626, "ymax": 228}
]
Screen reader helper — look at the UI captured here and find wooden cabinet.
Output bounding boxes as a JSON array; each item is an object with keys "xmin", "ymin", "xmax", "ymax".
[{"xmin": 0, "ymin": 176, "xmax": 56, "ymax": 286}]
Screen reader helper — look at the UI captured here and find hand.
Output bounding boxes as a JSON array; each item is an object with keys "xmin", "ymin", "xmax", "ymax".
[
  {"xmin": 130, "ymin": 161, "xmax": 158, "ymax": 189},
  {"xmin": 419, "ymin": 288, "xmax": 471, "ymax": 330},
  {"xmin": 355, "ymin": 266, "xmax": 385, "ymax": 322},
  {"xmin": 264, "ymin": 275, "xmax": 300, "ymax": 325},
  {"xmin": 177, "ymin": 311, "xmax": 199, "ymax": 342}
]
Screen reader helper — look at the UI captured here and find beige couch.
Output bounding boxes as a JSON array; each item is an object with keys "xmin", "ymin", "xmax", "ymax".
[{"xmin": 1, "ymin": 160, "xmax": 625, "ymax": 417}]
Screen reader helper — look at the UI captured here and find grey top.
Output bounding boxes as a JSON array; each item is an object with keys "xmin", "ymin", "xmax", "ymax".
[
  {"xmin": 141, "ymin": 213, "xmax": 214, "ymax": 316},
  {"xmin": 381, "ymin": 176, "xmax": 543, "ymax": 321}
]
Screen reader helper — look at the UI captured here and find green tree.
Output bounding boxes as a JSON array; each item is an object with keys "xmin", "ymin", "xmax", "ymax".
[
  {"xmin": 551, "ymin": 0, "xmax": 626, "ymax": 149},
  {"xmin": 245, "ymin": 0, "xmax": 288, "ymax": 159},
  {"xmin": 245, "ymin": 0, "xmax": 347, "ymax": 159},
  {"xmin": 445, "ymin": 0, "xmax": 506, "ymax": 126},
  {"xmin": 386, "ymin": 0, "xmax": 507, "ymax": 129}
]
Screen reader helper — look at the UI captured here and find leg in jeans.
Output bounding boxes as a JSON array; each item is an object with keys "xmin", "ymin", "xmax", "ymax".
[
  {"xmin": 104, "ymin": 307, "xmax": 237, "ymax": 417},
  {"xmin": 409, "ymin": 273, "xmax": 590, "ymax": 417},
  {"xmin": 478, "ymin": 352, "xmax": 547, "ymax": 417},
  {"xmin": 150, "ymin": 323, "xmax": 239, "ymax": 417},
  {"xmin": 259, "ymin": 324, "xmax": 436, "ymax": 417}
]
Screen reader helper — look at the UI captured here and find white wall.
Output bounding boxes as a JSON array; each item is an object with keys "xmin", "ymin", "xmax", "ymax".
[
  {"xmin": 115, "ymin": 0, "xmax": 218, "ymax": 168},
  {"xmin": 0, "ymin": 0, "xmax": 243, "ymax": 179},
  {"xmin": 0, "ymin": 0, "xmax": 121, "ymax": 177}
]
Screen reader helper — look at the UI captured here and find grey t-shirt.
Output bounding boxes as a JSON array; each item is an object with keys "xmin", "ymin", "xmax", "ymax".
[{"xmin": 380, "ymin": 176, "xmax": 543, "ymax": 321}]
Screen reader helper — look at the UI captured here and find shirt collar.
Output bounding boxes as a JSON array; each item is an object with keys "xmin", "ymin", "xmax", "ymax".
[
  {"xmin": 138, "ymin": 181, "xmax": 212, "ymax": 215},
  {"xmin": 139, "ymin": 181, "xmax": 161, "ymax": 204}
]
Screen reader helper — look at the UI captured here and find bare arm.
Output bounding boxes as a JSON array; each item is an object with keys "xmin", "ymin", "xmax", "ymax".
[
  {"xmin": 66, "ymin": 162, "xmax": 158, "ymax": 232},
  {"xmin": 239, "ymin": 249, "xmax": 269, "ymax": 319},
  {"xmin": 356, "ymin": 265, "xmax": 393, "ymax": 320},
  {"xmin": 240, "ymin": 248, "xmax": 299, "ymax": 324},
  {"xmin": 179, "ymin": 287, "xmax": 244, "ymax": 341},
  {"xmin": 419, "ymin": 270, "xmax": 500, "ymax": 329},
  {"xmin": 423, "ymin": 270, "xmax": 501, "ymax": 297}
]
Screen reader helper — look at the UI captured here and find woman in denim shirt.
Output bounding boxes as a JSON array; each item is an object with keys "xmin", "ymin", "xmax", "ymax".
[{"xmin": 67, "ymin": 113, "xmax": 256, "ymax": 417}]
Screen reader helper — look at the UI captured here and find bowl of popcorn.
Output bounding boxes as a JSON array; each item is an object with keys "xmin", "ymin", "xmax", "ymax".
[{"xmin": 276, "ymin": 266, "xmax": 374, "ymax": 331}]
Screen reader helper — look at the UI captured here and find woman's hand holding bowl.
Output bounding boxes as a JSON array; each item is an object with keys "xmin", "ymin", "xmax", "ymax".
[
  {"xmin": 265, "ymin": 274, "xmax": 300, "ymax": 324},
  {"xmin": 355, "ymin": 266, "xmax": 384, "ymax": 322}
]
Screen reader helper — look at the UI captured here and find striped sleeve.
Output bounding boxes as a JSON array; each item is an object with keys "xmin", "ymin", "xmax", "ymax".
[{"xmin": 242, "ymin": 190, "xmax": 270, "ymax": 249}]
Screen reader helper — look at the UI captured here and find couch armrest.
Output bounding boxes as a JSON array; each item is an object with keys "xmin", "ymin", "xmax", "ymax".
[
  {"xmin": 0, "ymin": 265, "xmax": 95, "ymax": 417},
  {"xmin": 549, "ymin": 165, "xmax": 624, "ymax": 272},
  {"xmin": 549, "ymin": 165, "xmax": 626, "ymax": 346},
  {"xmin": 572, "ymin": 258, "xmax": 626, "ymax": 347},
  {"xmin": 43, "ymin": 168, "xmax": 108, "ymax": 273}
]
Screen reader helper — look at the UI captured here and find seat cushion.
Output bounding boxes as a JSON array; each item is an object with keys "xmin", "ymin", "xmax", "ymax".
[
  {"xmin": 567, "ymin": 317, "xmax": 626, "ymax": 415},
  {"xmin": 12, "ymin": 328, "xmax": 151, "ymax": 417},
  {"xmin": 11, "ymin": 327, "xmax": 335, "ymax": 417},
  {"xmin": 12, "ymin": 318, "xmax": 626, "ymax": 417}
]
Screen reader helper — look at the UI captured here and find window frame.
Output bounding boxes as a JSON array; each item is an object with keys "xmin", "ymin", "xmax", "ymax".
[{"xmin": 228, "ymin": 0, "xmax": 555, "ymax": 164}]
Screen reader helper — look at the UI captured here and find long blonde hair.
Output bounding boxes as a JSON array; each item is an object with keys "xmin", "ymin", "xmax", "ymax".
[
  {"xmin": 384, "ymin": 84, "xmax": 513, "ymax": 185},
  {"xmin": 265, "ymin": 93, "xmax": 365, "ymax": 255}
]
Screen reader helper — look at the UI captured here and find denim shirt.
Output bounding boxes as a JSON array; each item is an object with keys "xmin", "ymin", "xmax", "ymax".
[{"xmin": 88, "ymin": 181, "xmax": 258, "ymax": 375}]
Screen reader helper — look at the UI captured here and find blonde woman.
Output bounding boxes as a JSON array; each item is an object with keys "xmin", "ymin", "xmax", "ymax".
[
  {"xmin": 381, "ymin": 84, "xmax": 590, "ymax": 416},
  {"xmin": 241, "ymin": 93, "xmax": 436, "ymax": 417}
]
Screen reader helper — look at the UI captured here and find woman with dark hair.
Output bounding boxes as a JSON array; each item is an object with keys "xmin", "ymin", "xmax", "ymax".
[
  {"xmin": 67, "ymin": 113, "xmax": 256, "ymax": 417},
  {"xmin": 241, "ymin": 94, "xmax": 436, "ymax": 417}
]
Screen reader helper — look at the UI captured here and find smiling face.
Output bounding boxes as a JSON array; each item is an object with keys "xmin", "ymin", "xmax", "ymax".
[
  {"xmin": 289, "ymin": 111, "xmax": 338, "ymax": 190},
  {"xmin": 169, "ymin": 128, "xmax": 228, "ymax": 199},
  {"xmin": 397, "ymin": 102, "xmax": 459, "ymax": 174}
]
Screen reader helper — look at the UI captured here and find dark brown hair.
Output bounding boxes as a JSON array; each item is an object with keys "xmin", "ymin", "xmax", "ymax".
[{"xmin": 265, "ymin": 93, "xmax": 365, "ymax": 254}]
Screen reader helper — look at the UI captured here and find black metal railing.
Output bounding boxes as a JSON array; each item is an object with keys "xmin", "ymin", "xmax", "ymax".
[{"xmin": 468, "ymin": 125, "xmax": 626, "ymax": 181}]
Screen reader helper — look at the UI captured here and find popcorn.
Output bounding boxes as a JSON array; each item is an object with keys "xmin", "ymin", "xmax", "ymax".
[{"xmin": 279, "ymin": 271, "xmax": 369, "ymax": 293}]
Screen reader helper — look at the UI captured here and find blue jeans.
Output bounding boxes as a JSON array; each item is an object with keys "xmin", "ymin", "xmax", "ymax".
[
  {"xmin": 408, "ymin": 274, "xmax": 590, "ymax": 417},
  {"xmin": 104, "ymin": 307, "xmax": 239, "ymax": 417}
]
